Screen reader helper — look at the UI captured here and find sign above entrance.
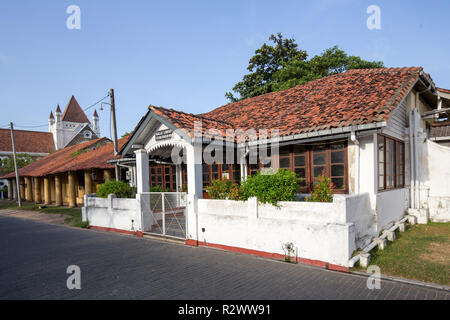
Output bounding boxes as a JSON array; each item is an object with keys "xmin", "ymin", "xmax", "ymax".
[{"xmin": 155, "ymin": 129, "xmax": 173, "ymax": 141}]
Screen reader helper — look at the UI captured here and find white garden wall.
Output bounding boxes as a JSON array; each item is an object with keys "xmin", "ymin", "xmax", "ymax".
[
  {"xmin": 82, "ymin": 194, "xmax": 140, "ymax": 234},
  {"xmin": 420, "ymin": 140, "xmax": 450, "ymax": 222},
  {"xmin": 187, "ymin": 194, "xmax": 376, "ymax": 268}
]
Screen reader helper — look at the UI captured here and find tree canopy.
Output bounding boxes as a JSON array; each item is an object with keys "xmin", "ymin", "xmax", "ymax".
[
  {"xmin": 226, "ymin": 33, "xmax": 384, "ymax": 102},
  {"xmin": 0, "ymin": 153, "xmax": 34, "ymax": 174}
]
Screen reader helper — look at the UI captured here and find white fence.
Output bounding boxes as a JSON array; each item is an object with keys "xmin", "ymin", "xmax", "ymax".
[
  {"xmin": 82, "ymin": 194, "xmax": 140, "ymax": 234},
  {"xmin": 186, "ymin": 194, "xmax": 377, "ymax": 269}
]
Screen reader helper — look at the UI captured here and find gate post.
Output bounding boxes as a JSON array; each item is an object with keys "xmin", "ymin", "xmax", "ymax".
[{"xmin": 135, "ymin": 149, "xmax": 149, "ymax": 193}]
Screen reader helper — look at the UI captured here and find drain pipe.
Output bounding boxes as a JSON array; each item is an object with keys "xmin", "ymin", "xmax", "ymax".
[
  {"xmin": 350, "ymin": 130, "xmax": 360, "ymax": 194},
  {"xmin": 409, "ymin": 110, "xmax": 415, "ymax": 209}
]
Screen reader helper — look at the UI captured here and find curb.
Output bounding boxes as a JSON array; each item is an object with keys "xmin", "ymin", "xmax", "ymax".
[{"xmin": 351, "ymin": 270, "xmax": 450, "ymax": 292}]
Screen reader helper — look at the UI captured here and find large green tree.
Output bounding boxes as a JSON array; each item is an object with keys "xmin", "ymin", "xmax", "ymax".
[
  {"xmin": 0, "ymin": 153, "xmax": 34, "ymax": 174},
  {"xmin": 226, "ymin": 34, "xmax": 384, "ymax": 102},
  {"xmin": 225, "ymin": 33, "xmax": 307, "ymax": 102}
]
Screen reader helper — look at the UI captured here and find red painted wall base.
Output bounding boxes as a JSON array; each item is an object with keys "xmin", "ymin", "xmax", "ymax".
[
  {"xmin": 90, "ymin": 226, "xmax": 143, "ymax": 237},
  {"xmin": 185, "ymin": 239, "xmax": 349, "ymax": 272}
]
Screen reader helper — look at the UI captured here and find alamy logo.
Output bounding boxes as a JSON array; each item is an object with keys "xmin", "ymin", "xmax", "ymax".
[
  {"xmin": 66, "ymin": 265, "xmax": 81, "ymax": 290},
  {"xmin": 366, "ymin": 5, "xmax": 381, "ymax": 30},
  {"xmin": 66, "ymin": 5, "xmax": 81, "ymax": 30}
]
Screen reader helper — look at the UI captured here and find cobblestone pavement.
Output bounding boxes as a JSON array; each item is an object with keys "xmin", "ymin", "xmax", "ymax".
[{"xmin": 0, "ymin": 215, "xmax": 448, "ymax": 300}]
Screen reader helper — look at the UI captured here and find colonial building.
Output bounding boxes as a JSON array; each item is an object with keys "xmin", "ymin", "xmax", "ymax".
[
  {"xmin": 48, "ymin": 95, "xmax": 100, "ymax": 150},
  {"xmin": 0, "ymin": 129, "xmax": 55, "ymax": 199},
  {"xmin": 112, "ymin": 67, "xmax": 450, "ymax": 245},
  {"xmin": 1, "ymin": 136, "xmax": 129, "ymax": 207}
]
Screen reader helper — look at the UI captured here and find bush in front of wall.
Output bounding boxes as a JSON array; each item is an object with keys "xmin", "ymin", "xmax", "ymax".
[
  {"xmin": 206, "ymin": 179, "xmax": 242, "ymax": 200},
  {"xmin": 306, "ymin": 173, "xmax": 334, "ymax": 203},
  {"xmin": 96, "ymin": 180, "xmax": 134, "ymax": 199},
  {"xmin": 150, "ymin": 185, "xmax": 169, "ymax": 192},
  {"xmin": 241, "ymin": 169, "xmax": 298, "ymax": 206}
]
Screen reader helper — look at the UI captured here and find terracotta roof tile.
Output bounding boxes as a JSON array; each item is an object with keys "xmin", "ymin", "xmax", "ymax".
[
  {"xmin": 201, "ymin": 67, "xmax": 422, "ymax": 137},
  {"xmin": 148, "ymin": 68, "xmax": 422, "ymax": 140},
  {"xmin": 0, "ymin": 129, "xmax": 55, "ymax": 154},
  {"xmin": 0, "ymin": 136, "xmax": 130, "ymax": 179}
]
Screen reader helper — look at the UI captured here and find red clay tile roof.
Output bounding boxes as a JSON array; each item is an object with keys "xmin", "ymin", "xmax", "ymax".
[
  {"xmin": 62, "ymin": 95, "xmax": 90, "ymax": 123},
  {"xmin": 202, "ymin": 67, "xmax": 422, "ymax": 136},
  {"xmin": 1, "ymin": 136, "xmax": 130, "ymax": 179},
  {"xmin": 438, "ymin": 87, "xmax": 450, "ymax": 94},
  {"xmin": 148, "ymin": 68, "xmax": 422, "ymax": 139},
  {"xmin": 0, "ymin": 129, "xmax": 55, "ymax": 154},
  {"xmin": 151, "ymin": 106, "xmax": 233, "ymax": 138}
]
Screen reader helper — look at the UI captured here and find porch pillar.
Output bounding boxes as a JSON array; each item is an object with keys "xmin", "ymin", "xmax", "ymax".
[
  {"xmin": 7, "ymin": 179, "xmax": 13, "ymax": 200},
  {"xmin": 134, "ymin": 149, "xmax": 149, "ymax": 193},
  {"xmin": 25, "ymin": 177, "xmax": 33, "ymax": 202},
  {"xmin": 104, "ymin": 169, "xmax": 113, "ymax": 182},
  {"xmin": 55, "ymin": 174, "xmax": 63, "ymax": 206},
  {"xmin": 175, "ymin": 164, "xmax": 182, "ymax": 192},
  {"xmin": 34, "ymin": 177, "xmax": 42, "ymax": 203},
  {"xmin": 186, "ymin": 144, "xmax": 202, "ymax": 198},
  {"xmin": 12, "ymin": 179, "xmax": 17, "ymax": 200},
  {"xmin": 44, "ymin": 176, "xmax": 51, "ymax": 205},
  {"xmin": 19, "ymin": 178, "xmax": 25, "ymax": 200},
  {"xmin": 84, "ymin": 170, "xmax": 93, "ymax": 194},
  {"xmin": 68, "ymin": 171, "xmax": 76, "ymax": 208}
]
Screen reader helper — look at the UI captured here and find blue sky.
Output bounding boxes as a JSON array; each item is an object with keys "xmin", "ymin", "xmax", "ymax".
[{"xmin": 1, "ymin": 0, "xmax": 449, "ymax": 137}]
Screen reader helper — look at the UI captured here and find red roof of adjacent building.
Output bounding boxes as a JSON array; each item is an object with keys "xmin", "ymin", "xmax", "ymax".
[
  {"xmin": 0, "ymin": 129, "xmax": 55, "ymax": 154},
  {"xmin": 1, "ymin": 136, "xmax": 130, "ymax": 179},
  {"xmin": 61, "ymin": 95, "xmax": 90, "ymax": 123},
  {"xmin": 149, "ymin": 67, "xmax": 423, "ymax": 139}
]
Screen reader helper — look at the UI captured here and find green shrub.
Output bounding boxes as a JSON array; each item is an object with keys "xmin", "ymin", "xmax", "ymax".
[
  {"xmin": 306, "ymin": 173, "xmax": 334, "ymax": 203},
  {"xmin": 206, "ymin": 179, "xmax": 242, "ymax": 200},
  {"xmin": 150, "ymin": 185, "xmax": 169, "ymax": 192},
  {"xmin": 96, "ymin": 180, "xmax": 134, "ymax": 199},
  {"xmin": 241, "ymin": 169, "xmax": 298, "ymax": 206}
]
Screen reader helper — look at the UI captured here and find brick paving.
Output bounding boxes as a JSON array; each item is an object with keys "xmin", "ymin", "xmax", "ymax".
[{"xmin": 0, "ymin": 214, "xmax": 448, "ymax": 300}]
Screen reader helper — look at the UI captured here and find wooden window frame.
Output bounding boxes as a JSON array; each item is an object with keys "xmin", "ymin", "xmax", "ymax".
[
  {"xmin": 377, "ymin": 134, "xmax": 405, "ymax": 192},
  {"xmin": 249, "ymin": 141, "xmax": 349, "ymax": 194}
]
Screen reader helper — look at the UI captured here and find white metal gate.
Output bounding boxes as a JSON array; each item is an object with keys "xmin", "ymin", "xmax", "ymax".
[{"xmin": 141, "ymin": 192, "xmax": 187, "ymax": 240}]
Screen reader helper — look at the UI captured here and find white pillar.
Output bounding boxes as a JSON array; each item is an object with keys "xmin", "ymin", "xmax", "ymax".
[
  {"xmin": 186, "ymin": 144, "xmax": 202, "ymax": 199},
  {"xmin": 134, "ymin": 149, "xmax": 149, "ymax": 193}
]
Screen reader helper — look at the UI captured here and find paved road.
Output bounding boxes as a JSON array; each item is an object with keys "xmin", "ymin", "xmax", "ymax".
[{"xmin": 0, "ymin": 215, "xmax": 448, "ymax": 300}]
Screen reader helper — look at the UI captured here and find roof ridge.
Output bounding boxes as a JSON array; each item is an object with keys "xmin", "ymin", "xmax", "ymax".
[{"xmin": 150, "ymin": 105, "xmax": 234, "ymax": 126}]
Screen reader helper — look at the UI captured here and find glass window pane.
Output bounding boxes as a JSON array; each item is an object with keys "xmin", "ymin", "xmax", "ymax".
[
  {"xmin": 331, "ymin": 152, "xmax": 344, "ymax": 164},
  {"xmin": 294, "ymin": 168, "xmax": 305, "ymax": 178},
  {"xmin": 331, "ymin": 178, "xmax": 344, "ymax": 189},
  {"xmin": 279, "ymin": 157, "xmax": 290, "ymax": 168},
  {"xmin": 331, "ymin": 165, "xmax": 344, "ymax": 177},
  {"xmin": 331, "ymin": 143, "xmax": 345, "ymax": 150},
  {"xmin": 313, "ymin": 153, "xmax": 326, "ymax": 165},
  {"xmin": 314, "ymin": 166, "xmax": 327, "ymax": 177},
  {"xmin": 280, "ymin": 147, "xmax": 291, "ymax": 156},
  {"xmin": 379, "ymin": 175, "xmax": 384, "ymax": 189},
  {"xmin": 294, "ymin": 155, "xmax": 305, "ymax": 167}
]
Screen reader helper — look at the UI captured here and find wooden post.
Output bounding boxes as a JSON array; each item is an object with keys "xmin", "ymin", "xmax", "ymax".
[
  {"xmin": 34, "ymin": 177, "xmax": 42, "ymax": 203},
  {"xmin": 84, "ymin": 170, "xmax": 93, "ymax": 194},
  {"xmin": 55, "ymin": 174, "xmax": 63, "ymax": 206},
  {"xmin": 68, "ymin": 171, "xmax": 76, "ymax": 208},
  {"xmin": 44, "ymin": 176, "xmax": 51, "ymax": 205}
]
